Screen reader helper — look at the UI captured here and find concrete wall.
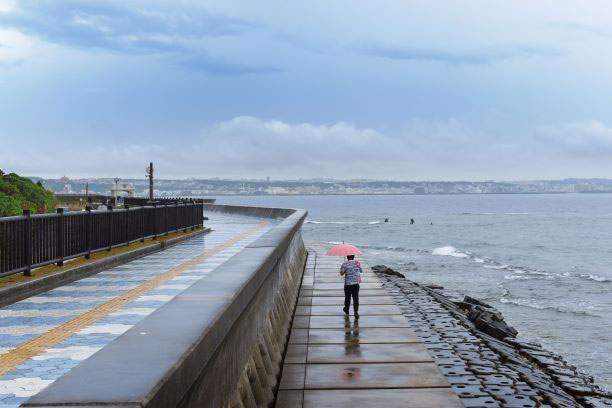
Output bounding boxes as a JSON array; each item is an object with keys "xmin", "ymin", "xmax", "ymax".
[
  {"xmin": 24, "ymin": 205, "xmax": 308, "ymax": 408},
  {"xmin": 203, "ymin": 203, "xmax": 295, "ymax": 220}
]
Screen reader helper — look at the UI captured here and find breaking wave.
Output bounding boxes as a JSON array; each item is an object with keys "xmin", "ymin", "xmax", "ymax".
[
  {"xmin": 457, "ymin": 212, "xmax": 530, "ymax": 216},
  {"xmin": 306, "ymin": 220, "xmax": 350, "ymax": 224},
  {"xmin": 429, "ymin": 245, "xmax": 569, "ymax": 282},
  {"xmin": 306, "ymin": 219, "xmax": 386, "ymax": 225},
  {"xmin": 504, "ymin": 275, "xmax": 531, "ymax": 281},
  {"xmin": 499, "ymin": 296, "xmax": 600, "ymax": 317},
  {"xmin": 325, "ymin": 240, "xmax": 611, "ymax": 287},
  {"xmin": 432, "ymin": 246, "xmax": 469, "ymax": 258},
  {"xmin": 324, "ymin": 242, "xmax": 427, "ymax": 254},
  {"xmin": 578, "ymin": 274, "xmax": 611, "ymax": 283},
  {"xmin": 484, "ymin": 264, "xmax": 510, "ymax": 270}
]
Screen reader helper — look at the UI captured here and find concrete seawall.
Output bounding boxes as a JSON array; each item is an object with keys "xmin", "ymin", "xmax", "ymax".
[{"xmin": 24, "ymin": 205, "xmax": 308, "ymax": 408}]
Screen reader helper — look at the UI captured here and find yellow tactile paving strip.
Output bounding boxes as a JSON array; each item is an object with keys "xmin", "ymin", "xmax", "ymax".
[{"xmin": 0, "ymin": 221, "xmax": 269, "ymax": 375}]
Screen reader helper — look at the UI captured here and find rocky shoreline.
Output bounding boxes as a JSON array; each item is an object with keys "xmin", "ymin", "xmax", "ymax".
[{"xmin": 372, "ymin": 265, "xmax": 612, "ymax": 408}]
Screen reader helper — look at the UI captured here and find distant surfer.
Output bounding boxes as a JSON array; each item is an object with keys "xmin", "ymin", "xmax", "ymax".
[
  {"xmin": 410, "ymin": 218, "xmax": 415, "ymax": 224},
  {"xmin": 384, "ymin": 218, "xmax": 388, "ymax": 223}
]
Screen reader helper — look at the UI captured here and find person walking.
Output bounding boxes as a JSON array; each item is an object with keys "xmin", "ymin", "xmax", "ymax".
[{"xmin": 340, "ymin": 255, "xmax": 362, "ymax": 318}]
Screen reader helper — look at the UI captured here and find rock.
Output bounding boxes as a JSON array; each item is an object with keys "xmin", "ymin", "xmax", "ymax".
[
  {"xmin": 582, "ymin": 396, "xmax": 612, "ymax": 407},
  {"xmin": 467, "ymin": 305, "xmax": 518, "ymax": 340},
  {"xmin": 404, "ymin": 261, "xmax": 418, "ymax": 271},
  {"xmin": 503, "ymin": 337, "xmax": 543, "ymax": 351},
  {"xmin": 378, "ymin": 262, "xmax": 612, "ymax": 406},
  {"xmin": 463, "ymin": 296, "xmax": 493, "ymax": 309},
  {"xmin": 371, "ymin": 264, "xmax": 405, "ymax": 278}
]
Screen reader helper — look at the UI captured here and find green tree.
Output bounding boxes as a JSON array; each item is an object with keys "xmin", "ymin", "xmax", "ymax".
[{"xmin": 0, "ymin": 172, "xmax": 56, "ymax": 216}]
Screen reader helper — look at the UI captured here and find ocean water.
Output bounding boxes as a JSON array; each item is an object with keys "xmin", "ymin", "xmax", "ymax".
[{"xmin": 212, "ymin": 194, "xmax": 612, "ymax": 388}]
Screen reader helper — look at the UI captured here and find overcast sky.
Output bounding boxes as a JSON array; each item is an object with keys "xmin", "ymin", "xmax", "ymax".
[{"xmin": 2, "ymin": 0, "xmax": 612, "ymax": 180}]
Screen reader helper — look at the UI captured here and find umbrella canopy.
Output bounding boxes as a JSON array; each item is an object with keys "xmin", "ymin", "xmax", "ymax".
[{"xmin": 326, "ymin": 244, "xmax": 362, "ymax": 257}]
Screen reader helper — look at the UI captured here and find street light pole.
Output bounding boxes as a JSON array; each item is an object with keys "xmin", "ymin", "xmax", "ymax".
[
  {"xmin": 146, "ymin": 162, "xmax": 154, "ymax": 201},
  {"xmin": 114, "ymin": 177, "xmax": 120, "ymax": 204}
]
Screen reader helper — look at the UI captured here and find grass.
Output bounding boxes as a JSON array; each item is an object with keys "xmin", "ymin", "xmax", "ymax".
[{"xmin": 0, "ymin": 226, "xmax": 209, "ymax": 289}]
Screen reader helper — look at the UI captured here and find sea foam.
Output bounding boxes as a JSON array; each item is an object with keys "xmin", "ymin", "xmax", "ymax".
[
  {"xmin": 579, "ymin": 274, "xmax": 611, "ymax": 283},
  {"xmin": 432, "ymin": 246, "xmax": 469, "ymax": 258}
]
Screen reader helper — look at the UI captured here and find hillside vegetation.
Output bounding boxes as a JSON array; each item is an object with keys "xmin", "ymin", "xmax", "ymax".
[{"xmin": 0, "ymin": 170, "xmax": 56, "ymax": 217}]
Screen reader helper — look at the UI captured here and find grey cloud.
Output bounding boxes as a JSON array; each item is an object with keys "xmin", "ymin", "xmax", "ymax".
[
  {"xmin": 0, "ymin": 117, "xmax": 522, "ymax": 179},
  {"xmin": 364, "ymin": 45, "xmax": 563, "ymax": 65},
  {"xmin": 0, "ymin": 0, "xmax": 280, "ymax": 75},
  {"xmin": 534, "ymin": 121, "xmax": 612, "ymax": 158},
  {"xmin": 0, "ymin": 1, "xmax": 251, "ymax": 51},
  {"xmin": 4, "ymin": 117, "xmax": 612, "ymax": 180}
]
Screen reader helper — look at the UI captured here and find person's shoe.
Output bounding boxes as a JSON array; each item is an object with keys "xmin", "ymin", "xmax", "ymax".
[
  {"xmin": 354, "ymin": 312, "xmax": 359, "ymax": 319},
  {"xmin": 343, "ymin": 307, "xmax": 349, "ymax": 315}
]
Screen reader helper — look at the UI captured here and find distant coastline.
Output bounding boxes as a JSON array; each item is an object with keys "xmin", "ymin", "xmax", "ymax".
[
  {"xmin": 207, "ymin": 191, "xmax": 594, "ymax": 196},
  {"xmin": 32, "ymin": 175, "xmax": 612, "ymax": 197}
]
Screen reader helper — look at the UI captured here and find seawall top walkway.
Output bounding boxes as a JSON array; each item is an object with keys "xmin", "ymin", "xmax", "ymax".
[
  {"xmin": 0, "ymin": 212, "xmax": 277, "ymax": 408},
  {"xmin": 276, "ymin": 242, "xmax": 463, "ymax": 408}
]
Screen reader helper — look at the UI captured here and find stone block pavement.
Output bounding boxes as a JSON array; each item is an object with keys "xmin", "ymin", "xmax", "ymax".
[
  {"xmin": 0, "ymin": 213, "xmax": 277, "ymax": 408},
  {"xmin": 276, "ymin": 242, "xmax": 463, "ymax": 408}
]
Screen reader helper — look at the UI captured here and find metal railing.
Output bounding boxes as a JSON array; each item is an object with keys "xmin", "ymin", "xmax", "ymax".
[{"xmin": 0, "ymin": 202, "xmax": 204, "ymax": 278}]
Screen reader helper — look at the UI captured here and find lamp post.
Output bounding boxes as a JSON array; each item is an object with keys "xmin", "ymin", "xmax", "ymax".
[
  {"xmin": 114, "ymin": 177, "xmax": 120, "ymax": 205},
  {"xmin": 145, "ymin": 162, "xmax": 154, "ymax": 201}
]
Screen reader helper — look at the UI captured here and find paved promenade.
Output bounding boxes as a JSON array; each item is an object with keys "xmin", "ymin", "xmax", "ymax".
[
  {"xmin": 276, "ymin": 243, "xmax": 463, "ymax": 408},
  {"xmin": 0, "ymin": 214, "xmax": 276, "ymax": 408}
]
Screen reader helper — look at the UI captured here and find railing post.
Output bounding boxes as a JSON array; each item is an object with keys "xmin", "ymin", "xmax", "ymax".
[
  {"xmin": 165, "ymin": 204, "xmax": 169, "ymax": 236},
  {"xmin": 140, "ymin": 206, "xmax": 145, "ymax": 243},
  {"xmin": 124, "ymin": 205, "xmax": 130, "ymax": 246},
  {"xmin": 201, "ymin": 203, "xmax": 204, "ymax": 227},
  {"xmin": 152, "ymin": 203, "xmax": 158, "ymax": 240},
  {"xmin": 183, "ymin": 202, "xmax": 188, "ymax": 233},
  {"xmin": 107, "ymin": 205, "xmax": 113, "ymax": 251},
  {"xmin": 56, "ymin": 208, "xmax": 65, "ymax": 266},
  {"xmin": 85, "ymin": 206, "xmax": 92, "ymax": 259},
  {"xmin": 191, "ymin": 201, "xmax": 196, "ymax": 231},
  {"xmin": 23, "ymin": 209, "xmax": 32, "ymax": 276}
]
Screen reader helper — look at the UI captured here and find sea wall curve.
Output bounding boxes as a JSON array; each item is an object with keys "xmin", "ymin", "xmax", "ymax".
[{"xmin": 24, "ymin": 204, "xmax": 308, "ymax": 408}]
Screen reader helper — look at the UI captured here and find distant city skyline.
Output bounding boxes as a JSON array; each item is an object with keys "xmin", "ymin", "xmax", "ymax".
[
  {"xmin": 39, "ymin": 175, "xmax": 612, "ymax": 197},
  {"xmin": 2, "ymin": 1, "xmax": 612, "ymax": 180}
]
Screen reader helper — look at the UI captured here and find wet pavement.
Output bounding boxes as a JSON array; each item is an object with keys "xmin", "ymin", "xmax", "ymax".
[
  {"xmin": 0, "ymin": 213, "xmax": 276, "ymax": 408},
  {"xmin": 276, "ymin": 242, "xmax": 463, "ymax": 408}
]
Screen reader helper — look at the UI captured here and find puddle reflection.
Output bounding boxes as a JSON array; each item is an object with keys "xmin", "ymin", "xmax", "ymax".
[
  {"xmin": 343, "ymin": 315, "xmax": 362, "ymax": 382},
  {"xmin": 343, "ymin": 315, "xmax": 361, "ymax": 356}
]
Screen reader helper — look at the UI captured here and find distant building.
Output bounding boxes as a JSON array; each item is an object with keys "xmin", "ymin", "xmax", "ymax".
[{"xmin": 111, "ymin": 182, "xmax": 135, "ymax": 197}]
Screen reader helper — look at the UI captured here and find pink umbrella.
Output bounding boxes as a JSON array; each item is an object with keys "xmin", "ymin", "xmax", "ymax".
[{"xmin": 326, "ymin": 243, "xmax": 362, "ymax": 257}]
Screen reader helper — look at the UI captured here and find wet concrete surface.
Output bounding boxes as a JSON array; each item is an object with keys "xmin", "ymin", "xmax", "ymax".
[
  {"xmin": 298, "ymin": 304, "xmax": 401, "ymax": 316},
  {"xmin": 305, "ymin": 315, "xmax": 410, "ymax": 328},
  {"xmin": 305, "ymin": 296, "xmax": 395, "ymax": 306},
  {"xmin": 310, "ymin": 289, "xmax": 387, "ymax": 297},
  {"xmin": 306, "ymin": 342, "xmax": 433, "ymax": 364},
  {"xmin": 301, "ymin": 389, "xmax": 467, "ymax": 408},
  {"xmin": 276, "ymin": 243, "xmax": 463, "ymax": 408},
  {"xmin": 304, "ymin": 362, "xmax": 450, "ymax": 389},
  {"xmin": 304, "ymin": 327, "xmax": 421, "ymax": 344}
]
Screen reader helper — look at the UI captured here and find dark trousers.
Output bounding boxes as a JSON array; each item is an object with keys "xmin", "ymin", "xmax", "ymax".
[{"xmin": 344, "ymin": 284, "xmax": 359, "ymax": 313}]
